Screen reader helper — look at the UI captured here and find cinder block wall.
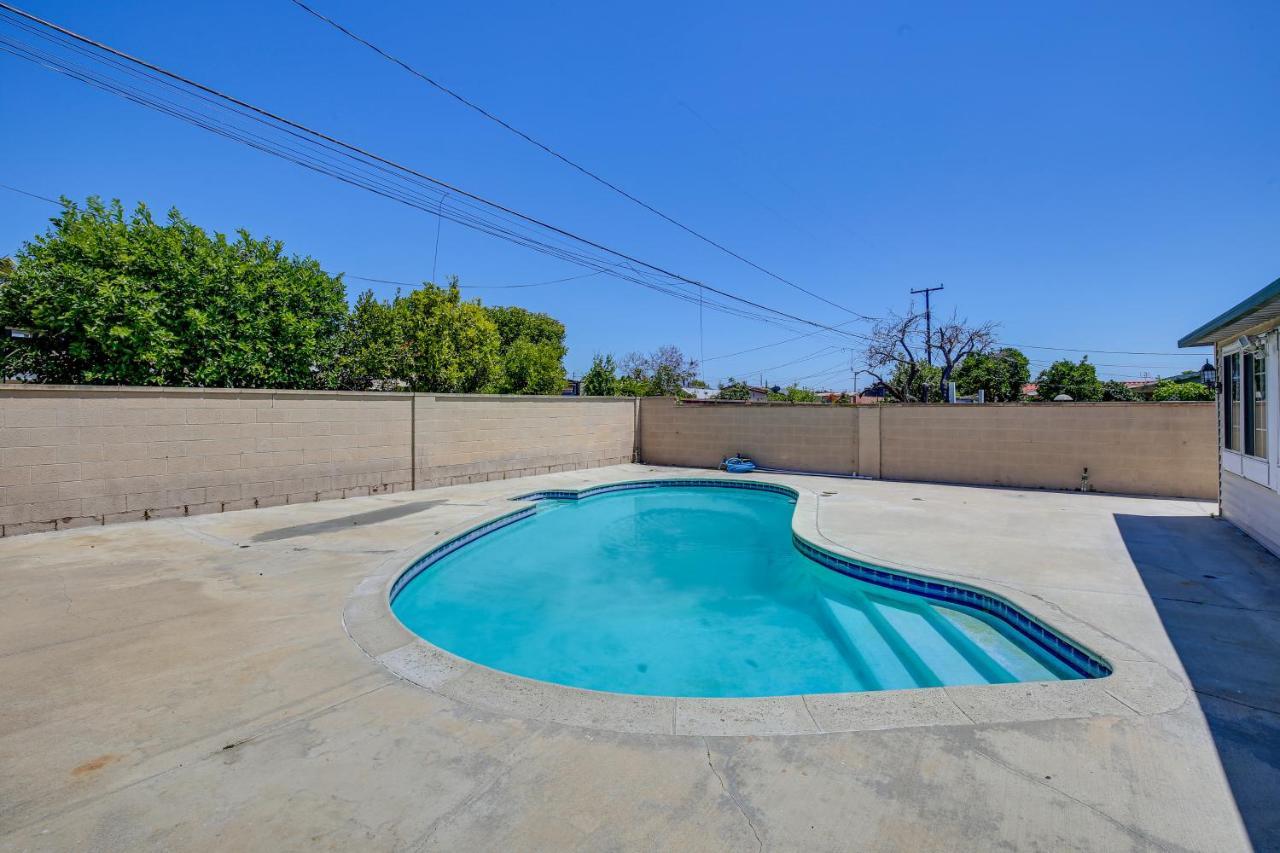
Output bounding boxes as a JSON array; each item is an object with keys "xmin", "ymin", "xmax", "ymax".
[
  {"xmin": 637, "ymin": 398, "xmax": 859, "ymax": 474},
  {"xmin": 876, "ymin": 402, "xmax": 1217, "ymax": 498},
  {"xmin": 635, "ymin": 397, "xmax": 1215, "ymax": 499},
  {"xmin": 0, "ymin": 386, "xmax": 414, "ymax": 536},
  {"xmin": 414, "ymin": 395, "xmax": 637, "ymax": 487},
  {"xmin": 0, "ymin": 386, "xmax": 638, "ymax": 536}
]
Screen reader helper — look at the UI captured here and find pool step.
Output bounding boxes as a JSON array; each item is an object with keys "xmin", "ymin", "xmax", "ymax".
[
  {"xmin": 821, "ymin": 594, "xmax": 927, "ymax": 689},
  {"xmin": 818, "ymin": 585, "xmax": 1019, "ymax": 688}
]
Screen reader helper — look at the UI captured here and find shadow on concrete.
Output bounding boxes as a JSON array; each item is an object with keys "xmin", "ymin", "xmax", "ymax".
[
  {"xmin": 251, "ymin": 500, "xmax": 446, "ymax": 543},
  {"xmin": 1114, "ymin": 513, "xmax": 1280, "ymax": 851}
]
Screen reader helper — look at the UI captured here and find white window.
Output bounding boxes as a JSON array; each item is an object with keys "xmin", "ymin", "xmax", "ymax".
[{"xmin": 1248, "ymin": 352, "xmax": 1267, "ymax": 459}]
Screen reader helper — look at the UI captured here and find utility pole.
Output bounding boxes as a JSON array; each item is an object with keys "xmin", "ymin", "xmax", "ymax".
[{"xmin": 910, "ymin": 283, "xmax": 944, "ymax": 365}]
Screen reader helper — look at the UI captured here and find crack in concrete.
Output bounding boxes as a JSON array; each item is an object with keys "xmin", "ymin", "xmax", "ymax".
[
  {"xmin": 1194, "ymin": 688, "xmax": 1280, "ymax": 718},
  {"xmin": 53, "ymin": 569, "xmax": 73, "ymax": 616},
  {"xmin": 970, "ymin": 748, "xmax": 1181, "ymax": 852},
  {"xmin": 1102, "ymin": 688, "xmax": 1142, "ymax": 715},
  {"xmin": 799, "ymin": 694, "xmax": 823, "ymax": 732},
  {"xmin": 1152, "ymin": 595, "xmax": 1280, "ymax": 615},
  {"xmin": 703, "ymin": 738, "xmax": 763, "ymax": 852},
  {"xmin": 408, "ymin": 729, "xmax": 540, "ymax": 851},
  {"xmin": 942, "ymin": 689, "xmax": 977, "ymax": 724}
]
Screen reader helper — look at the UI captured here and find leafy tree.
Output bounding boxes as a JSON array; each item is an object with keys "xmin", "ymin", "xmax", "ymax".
[
  {"xmin": 1153, "ymin": 379, "xmax": 1214, "ymax": 401},
  {"xmin": 331, "ymin": 282, "xmax": 501, "ymax": 392},
  {"xmin": 716, "ymin": 378, "xmax": 753, "ymax": 400},
  {"xmin": 617, "ymin": 374, "xmax": 652, "ymax": 397},
  {"xmin": 484, "ymin": 304, "xmax": 566, "ymax": 395},
  {"xmin": 687, "ymin": 378, "xmax": 709, "ymax": 389},
  {"xmin": 767, "ymin": 385, "xmax": 820, "ymax": 402},
  {"xmin": 954, "ymin": 348, "xmax": 1030, "ymax": 401},
  {"xmin": 0, "ymin": 197, "xmax": 346, "ymax": 387},
  {"xmin": 328, "ymin": 290, "xmax": 402, "ymax": 390},
  {"xmin": 581, "ymin": 354, "xmax": 619, "ymax": 396},
  {"xmin": 496, "ymin": 338, "xmax": 565, "ymax": 395},
  {"xmin": 1033, "ymin": 358, "xmax": 1104, "ymax": 401},
  {"xmin": 1101, "ymin": 380, "xmax": 1138, "ymax": 402},
  {"xmin": 889, "ymin": 362, "xmax": 942, "ymax": 402},
  {"xmin": 391, "ymin": 284, "xmax": 502, "ymax": 392}
]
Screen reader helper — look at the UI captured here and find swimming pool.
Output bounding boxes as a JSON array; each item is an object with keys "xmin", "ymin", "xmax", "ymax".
[{"xmin": 390, "ymin": 481, "xmax": 1108, "ymax": 698}]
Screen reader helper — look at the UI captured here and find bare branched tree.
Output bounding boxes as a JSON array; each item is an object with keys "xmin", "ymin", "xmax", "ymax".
[
  {"xmin": 863, "ymin": 306, "xmax": 998, "ymax": 402},
  {"xmin": 863, "ymin": 308, "xmax": 930, "ymax": 402},
  {"xmin": 621, "ymin": 345, "xmax": 699, "ymax": 393},
  {"xmin": 933, "ymin": 310, "xmax": 998, "ymax": 399}
]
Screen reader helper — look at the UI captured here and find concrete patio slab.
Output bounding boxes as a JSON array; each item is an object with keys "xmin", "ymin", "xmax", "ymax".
[{"xmin": 2, "ymin": 464, "xmax": 1276, "ymax": 851}]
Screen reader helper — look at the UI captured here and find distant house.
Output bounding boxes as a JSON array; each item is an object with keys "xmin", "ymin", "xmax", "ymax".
[
  {"xmin": 1179, "ymin": 275, "xmax": 1280, "ymax": 557},
  {"xmin": 746, "ymin": 385, "xmax": 771, "ymax": 402},
  {"xmin": 562, "ymin": 378, "xmax": 580, "ymax": 396},
  {"xmin": 861, "ymin": 381, "xmax": 891, "ymax": 399}
]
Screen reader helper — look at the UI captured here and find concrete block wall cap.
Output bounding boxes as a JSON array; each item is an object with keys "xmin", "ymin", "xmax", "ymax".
[{"xmin": 344, "ymin": 467, "xmax": 1186, "ymax": 737}]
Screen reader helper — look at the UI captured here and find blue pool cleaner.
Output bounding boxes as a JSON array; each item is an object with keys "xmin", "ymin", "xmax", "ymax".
[{"xmin": 722, "ymin": 455, "xmax": 757, "ymax": 473}]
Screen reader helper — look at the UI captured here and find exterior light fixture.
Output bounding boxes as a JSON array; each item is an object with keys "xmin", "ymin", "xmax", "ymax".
[{"xmin": 1199, "ymin": 359, "xmax": 1217, "ymax": 388}]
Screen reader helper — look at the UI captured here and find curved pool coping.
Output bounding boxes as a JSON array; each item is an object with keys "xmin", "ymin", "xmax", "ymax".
[{"xmin": 344, "ymin": 471, "xmax": 1189, "ymax": 737}]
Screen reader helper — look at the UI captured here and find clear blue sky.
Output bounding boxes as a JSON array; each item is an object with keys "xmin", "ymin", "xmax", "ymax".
[{"xmin": 2, "ymin": 0, "xmax": 1277, "ymax": 387}]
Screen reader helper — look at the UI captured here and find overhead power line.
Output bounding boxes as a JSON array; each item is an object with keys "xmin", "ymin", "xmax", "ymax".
[
  {"xmin": 702, "ymin": 320, "xmax": 865, "ymax": 362},
  {"xmin": 0, "ymin": 181, "xmax": 59, "ymax": 204},
  {"xmin": 285, "ymin": 0, "xmax": 874, "ymax": 321},
  {"xmin": 1002, "ymin": 342, "xmax": 1203, "ymax": 357},
  {"xmin": 0, "ymin": 2, "xmax": 874, "ymax": 348},
  {"xmin": 347, "ymin": 270, "xmax": 604, "ymax": 290}
]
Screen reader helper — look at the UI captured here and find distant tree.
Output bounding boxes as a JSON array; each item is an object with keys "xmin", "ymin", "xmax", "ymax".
[
  {"xmin": 597, "ymin": 345, "xmax": 701, "ymax": 396},
  {"xmin": 687, "ymin": 378, "xmax": 709, "ymax": 389},
  {"xmin": 1033, "ymin": 358, "xmax": 1104, "ymax": 401},
  {"xmin": 485, "ymin": 304, "xmax": 566, "ymax": 394},
  {"xmin": 889, "ymin": 361, "xmax": 942, "ymax": 403},
  {"xmin": 954, "ymin": 348, "xmax": 1030, "ymax": 401},
  {"xmin": 621, "ymin": 345, "xmax": 699, "ymax": 394},
  {"xmin": 1153, "ymin": 379, "xmax": 1214, "ymax": 401},
  {"xmin": 768, "ymin": 385, "xmax": 820, "ymax": 403},
  {"xmin": 581, "ymin": 353, "xmax": 619, "ymax": 396},
  {"xmin": 1101, "ymin": 380, "xmax": 1138, "ymax": 401},
  {"xmin": 715, "ymin": 378, "xmax": 753, "ymax": 400},
  {"xmin": 616, "ymin": 374, "xmax": 651, "ymax": 397},
  {"xmin": 863, "ymin": 306, "xmax": 997, "ymax": 401},
  {"xmin": 932, "ymin": 310, "xmax": 998, "ymax": 399},
  {"xmin": 0, "ymin": 197, "xmax": 346, "ymax": 387}
]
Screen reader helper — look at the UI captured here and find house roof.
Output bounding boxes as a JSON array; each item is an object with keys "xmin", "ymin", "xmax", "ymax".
[{"xmin": 1179, "ymin": 276, "xmax": 1280, "ymax": 348}]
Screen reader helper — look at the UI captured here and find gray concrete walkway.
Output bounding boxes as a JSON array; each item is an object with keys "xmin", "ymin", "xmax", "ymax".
[{"xmin": 2, "ymin": 465, "xmax": 1276, "ymax": 851}]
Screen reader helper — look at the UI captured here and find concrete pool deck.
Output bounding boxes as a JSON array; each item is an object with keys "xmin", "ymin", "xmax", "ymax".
[{"xmin": 2, "ymin": 464, "xmax": 1277, "ymax": 850}]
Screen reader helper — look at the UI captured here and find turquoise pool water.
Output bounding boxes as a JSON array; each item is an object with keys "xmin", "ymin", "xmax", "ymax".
[{"xmin": 391, "ymin": 485, "xmax": 1090, "ymax": 697}]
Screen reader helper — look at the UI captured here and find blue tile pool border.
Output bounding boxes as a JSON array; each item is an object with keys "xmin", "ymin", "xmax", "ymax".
[
  {"xmin": 393, "ymin": 478, "xmax": 1110, "ymax": 681},
  {"xmin": 389, "ymin": 505, "xmax": 535, "ymax": 601}
]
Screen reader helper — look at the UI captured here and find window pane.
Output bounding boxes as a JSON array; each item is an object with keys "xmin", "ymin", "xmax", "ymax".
[
  {"xmin": 1254, "ymin": 354, "xmax": 1267, "ymax": 459},
  {"xmin": 1225, "ymin": 353, "xmax": 1241, "ymax": 452}
]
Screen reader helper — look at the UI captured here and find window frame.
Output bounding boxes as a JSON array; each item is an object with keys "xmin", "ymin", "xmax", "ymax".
[
  {"xmin": 1246, "ymin": 350, "xmax": 1267, "ymax": 460},
  {"xmin": 1223, "ymin": 350, "xmax": 1241, "ymax": 453}
]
